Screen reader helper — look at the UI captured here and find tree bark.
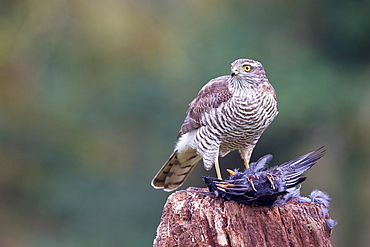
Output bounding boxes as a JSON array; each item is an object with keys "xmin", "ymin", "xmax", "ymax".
[{"xmin": 153, "ymin": 188, "xmax": 333, "ymax": 247}]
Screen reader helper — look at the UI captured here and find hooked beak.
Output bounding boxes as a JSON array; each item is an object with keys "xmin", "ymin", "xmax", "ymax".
[{"xmin": 231, "ymin": 67, "xmax": 239, "ymax": 77}]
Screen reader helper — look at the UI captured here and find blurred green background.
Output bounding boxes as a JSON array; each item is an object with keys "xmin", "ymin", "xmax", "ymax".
[{"xmin": 1, "ymin": 0, "xmax": 370, "ymax": 246}]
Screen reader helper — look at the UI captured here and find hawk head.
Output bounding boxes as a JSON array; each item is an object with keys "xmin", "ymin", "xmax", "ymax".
[{"xmin": 230, "ymin": 59, "xmax": 266, "ymax": 85}]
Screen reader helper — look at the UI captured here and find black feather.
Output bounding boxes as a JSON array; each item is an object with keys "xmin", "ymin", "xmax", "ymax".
[{"xmin": 202, "ymin": 147, "xmax": 326, "ymax": 206}]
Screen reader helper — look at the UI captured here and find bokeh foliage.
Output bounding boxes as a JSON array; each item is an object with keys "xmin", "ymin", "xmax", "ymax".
[{"xmin": 0, "ymin": 0, "xmax": 370, "ymax": 246}]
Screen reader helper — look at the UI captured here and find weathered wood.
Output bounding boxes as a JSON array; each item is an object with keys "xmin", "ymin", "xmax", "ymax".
[{"xmin": 154, "ymin": 188, "xmax": 333, "ymax": 247}]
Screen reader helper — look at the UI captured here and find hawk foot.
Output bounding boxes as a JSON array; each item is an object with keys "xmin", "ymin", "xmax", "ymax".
[
  {"xmin": 267, "ymin": 174, "xmax": 275, "ymax": 189},
  {"xmin": 248, "ymin": 175, "xmax": 258, "ymax": 192}
]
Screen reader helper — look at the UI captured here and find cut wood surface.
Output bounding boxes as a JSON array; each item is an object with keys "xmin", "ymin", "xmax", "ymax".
[{"xmin": 153, "ymin": 188, "xmax": 333, "ymax": 247}]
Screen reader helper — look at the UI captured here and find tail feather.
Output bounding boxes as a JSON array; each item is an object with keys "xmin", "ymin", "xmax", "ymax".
[{"xmin": 151, "ymin": 150, "xmax": 201, "ymax": 192}]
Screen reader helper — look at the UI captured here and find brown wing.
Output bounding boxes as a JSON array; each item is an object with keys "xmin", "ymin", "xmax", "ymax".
[{"xmin": 177, "ymin": 75, "xmax": 232, "ymax": 138}]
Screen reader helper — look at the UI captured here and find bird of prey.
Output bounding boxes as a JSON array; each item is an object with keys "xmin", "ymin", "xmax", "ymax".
[
  {"xmin": 202, "ymin": 147, "xmax": 326, "ymax": 206},
  {"xmin": 152, "ymin": 58, "xmax": 278, "ymax": 191}
]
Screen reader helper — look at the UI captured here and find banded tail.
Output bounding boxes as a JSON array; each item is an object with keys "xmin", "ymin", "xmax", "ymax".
[{"xmin": 151, "ymin": 150, "xmax": 201, "ymax": 192}]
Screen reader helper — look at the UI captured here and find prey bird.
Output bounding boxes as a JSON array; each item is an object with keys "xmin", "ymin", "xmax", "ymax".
[{"xmin": 203, "ymin": 147, "xmax": 326, "ymax": 206}]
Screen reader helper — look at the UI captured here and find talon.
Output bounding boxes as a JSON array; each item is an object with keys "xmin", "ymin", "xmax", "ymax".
[
  {"xmin": 248, "ymin": 175, "xmax": 257, "ymax": 191},
  {"xmin": 217, "ymin": 187, "xmax": 226, "ymax": 192},
  {"xmin": 217, "ymin": 183, "xmax": 234, "ymax": 188},
  {"xmin": 226, "ymin": 169, "xmax": 236, "ymax": 175},
  {"xmin": 267, "ymin": 174, "xmax": 275, "ymax": 189}
]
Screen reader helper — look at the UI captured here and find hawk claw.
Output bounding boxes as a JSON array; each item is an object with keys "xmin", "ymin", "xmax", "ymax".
[
  {"xmin": 218, "ymin": 183, "xmax": 234, "ymax": 188},
  {"xmin": 226, "ymin": 169, "xmax": 236, "ymax": 175},
  {"xmin": 248, "ymin": 175, "xmax": 258, "ymax": 191},
  {"xmin": 267, "ymin": 174, "xmax": 275, "ymax": 189}
]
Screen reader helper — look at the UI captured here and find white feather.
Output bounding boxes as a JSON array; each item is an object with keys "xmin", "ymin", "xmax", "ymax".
[{"xmin": 175, "ymin": 129, "xmax": 198, "ymax": 153}]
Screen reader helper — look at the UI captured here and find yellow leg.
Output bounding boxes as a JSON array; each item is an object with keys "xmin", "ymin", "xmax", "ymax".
[
  {"xmin": 240, "ymin": 147, "xmax": 252, "ymax": 170},
  {"xmin": 244, "ymin": 158, "xmax": 250, "ymax": 170},
  {"xmin": 215, "ymin": 158, "xmax": 222, "ymax": 179}
]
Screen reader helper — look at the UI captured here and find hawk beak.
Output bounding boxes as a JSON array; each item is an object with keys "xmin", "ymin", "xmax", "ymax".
[{"xmin": 231, "ymin": 67, "xmax": 239, "ymax": 77}]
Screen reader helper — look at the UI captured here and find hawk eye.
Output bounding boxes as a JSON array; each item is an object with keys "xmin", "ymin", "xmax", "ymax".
[{"xmin": 243, "ymin": 65, "xmax": 252, "ymax": 72}]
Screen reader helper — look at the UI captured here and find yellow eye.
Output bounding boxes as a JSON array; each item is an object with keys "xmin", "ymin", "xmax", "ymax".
[{"xmin": 243, "ymin": 65, "xmax": 252, "ymax": 72}]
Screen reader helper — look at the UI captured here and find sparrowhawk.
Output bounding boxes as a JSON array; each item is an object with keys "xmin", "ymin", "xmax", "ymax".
[{"xmin": 152, "ymin": 58, "xmax": 278, "ymax": 191}]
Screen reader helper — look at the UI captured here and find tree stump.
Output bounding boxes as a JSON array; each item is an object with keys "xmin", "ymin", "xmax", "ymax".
[{"xmin": 153, "ymin": 188, "xmax": 333, "ymax": 247}]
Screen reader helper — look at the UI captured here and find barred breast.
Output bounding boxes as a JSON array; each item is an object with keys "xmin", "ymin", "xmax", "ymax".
[{"xmin": 195, "ymin": 82, "xmax": 278, "ymax": 169}]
